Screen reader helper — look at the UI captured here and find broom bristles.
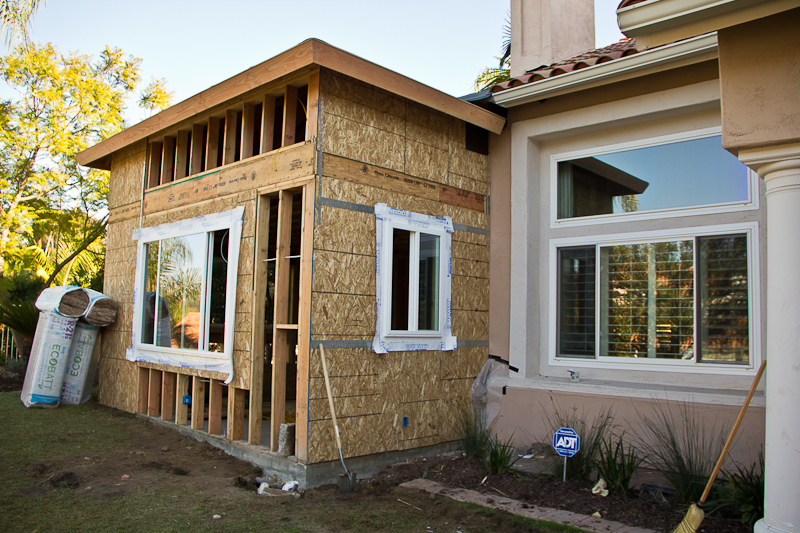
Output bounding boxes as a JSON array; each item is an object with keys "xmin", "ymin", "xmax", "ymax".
[{"xmin": 672, "ymin": 503, "xmax": 704, "ymax": 533}]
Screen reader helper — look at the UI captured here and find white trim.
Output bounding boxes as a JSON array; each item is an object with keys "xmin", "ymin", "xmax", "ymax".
[
  {"xmin": 372, "ymin": 203, "xmax": 456, "ymax": 353},
  {"xmin": 549, "ymin": 127, "xmax": 759, "ymax": 228},
  {"xmin": 547, "ymin": 221, "xmax": 761, "ymax": 376},
  {"xmin": 129, "ymin": 206, "xmax": 244, "ymax": 384},
  {"xmin": 491, "ymin": 34, "xmax": 718, "ymax": 108}
]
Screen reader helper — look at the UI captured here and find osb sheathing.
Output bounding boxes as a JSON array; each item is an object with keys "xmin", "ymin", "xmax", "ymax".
[{"xmin": 108, "ymin": 142, "xmax": 146, "ymax": 209}]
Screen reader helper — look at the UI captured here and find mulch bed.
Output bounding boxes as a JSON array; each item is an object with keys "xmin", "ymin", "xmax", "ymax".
[{"xmin": 373, "ymin": 454, "xmax": 751, "ymax": 533}]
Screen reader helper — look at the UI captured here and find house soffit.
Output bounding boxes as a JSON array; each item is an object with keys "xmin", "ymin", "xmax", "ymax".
[{"xmin": 77, "ymin": 39, "xmax": 506, "ymax": 170}]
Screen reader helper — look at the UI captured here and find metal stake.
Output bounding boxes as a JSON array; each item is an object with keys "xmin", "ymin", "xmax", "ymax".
[{"xmin": 563, "ymin": 456, "xmax": 567, "ymax": 482}]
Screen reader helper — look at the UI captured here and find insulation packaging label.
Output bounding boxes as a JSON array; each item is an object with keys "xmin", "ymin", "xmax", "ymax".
[
  {"xmin": 372, "ymin": 203, "xmax": 457, "ymax": 354},
  {"xmin": 60, "ymin": 323, "xmax": 100, "ymax": 405},
  {"xmin": 21, "ymin": 312, "xmax": 77, "ymax": 408}
]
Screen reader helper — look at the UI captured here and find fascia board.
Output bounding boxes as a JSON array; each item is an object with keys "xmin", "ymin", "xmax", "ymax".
[
  {"xmin": 618, "ymin": 0, "xmax": 800, "ymax": 48},
  {"xmin": 491, "ymin": 33, "xmax": 718, "ymax": 108}
]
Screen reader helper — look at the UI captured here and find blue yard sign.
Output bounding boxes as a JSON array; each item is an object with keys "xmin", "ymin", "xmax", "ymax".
[{"xmin": 552, "ymin": 427, "xmax": 580, "ymax": 482}]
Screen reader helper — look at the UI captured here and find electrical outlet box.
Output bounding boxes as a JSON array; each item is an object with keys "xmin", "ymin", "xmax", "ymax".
[
  {"xmin": 402, "ymin": 416, "xmax": 408, "ymax": 427},
  {"xmin": 183, "ymin": 395, "xmax": 191, "ymax": 405}
]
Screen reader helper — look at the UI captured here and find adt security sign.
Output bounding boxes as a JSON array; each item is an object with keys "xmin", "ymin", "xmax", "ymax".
[{"xmin": 552, "ymin": 427, "xmax": 580, "ymax": 458}]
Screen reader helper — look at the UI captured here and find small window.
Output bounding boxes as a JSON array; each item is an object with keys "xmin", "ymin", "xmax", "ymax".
[
  {"xmin": 373, "ymin": 204, "xmax": 456, "ymax": 353},
  {"xmin": 130, "ymin": 207, "xmax": 244, "ymax": 382},
  {"xmin": 557, "ymin": 231, "xmax": 752, "ymax": 366},
  {"xmin": 556, "ymin": 135, "xmax": 751, "ymax": 221}
]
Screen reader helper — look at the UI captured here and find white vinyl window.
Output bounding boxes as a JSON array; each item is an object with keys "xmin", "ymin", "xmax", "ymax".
[
  {"xmin": 129, "ymin": 207, "xmax": 244, "ymax": 383},
  {"xmin": 551, "ymin": 130, "xmax": 758, "ymax": 227},
  {"xmin": 373, "ymin": 203, "xmax": 456, "ymax": 353},
  {"xmin": 551, "ymin": 223, "xmax": 760, "ymax": 372}
]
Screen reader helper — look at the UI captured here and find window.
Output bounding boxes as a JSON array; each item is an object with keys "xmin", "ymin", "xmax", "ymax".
[
  {"xmin": 129, "ymin": 207, "xmax": 244, "ymax": 382},
  {"xmin": 373, "ymin": 203, "xmax": 456, "ymax": 353},
  {"xmin": 554, "ymin": 133, "xmax": 755, "ymax": 224},
  {"xmin": 555, "ymin": 225, "xmax": 756, "ymax": 368}
]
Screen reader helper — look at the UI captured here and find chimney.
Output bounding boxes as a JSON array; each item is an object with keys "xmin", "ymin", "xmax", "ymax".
[{"xmin": 510, "ymin": 0, "xmax": 596, "ymax": 78}]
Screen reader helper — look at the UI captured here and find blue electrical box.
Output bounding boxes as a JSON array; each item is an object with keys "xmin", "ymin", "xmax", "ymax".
[
  {"xmin": 183, "ymin": 395, "xmax": 191, "ymax": 405},
  {"xmin": 402, "ymin": 416, "xmax": 408, "ymax": 427}
]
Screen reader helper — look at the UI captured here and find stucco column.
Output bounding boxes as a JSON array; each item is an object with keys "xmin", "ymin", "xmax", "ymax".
[{"xmin": 741, "ymin": 145, "xmax": 800, "ymax": 533}]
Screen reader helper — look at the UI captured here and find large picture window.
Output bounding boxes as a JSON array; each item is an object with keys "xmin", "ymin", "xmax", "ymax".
[
  {"xmin": 373, "ymin": 204, "xmax": 456, "ymax": 353},
  {"xmin": 555, "ymin": 226, "xmax": 756, "ymax": 368},
  {"xmin": 130, "ymin": 207, "xmax": 244, "ymax": 382},
  {"xmin": 554, "ymin": 132, "xmax": 755, "ymax": 224}
]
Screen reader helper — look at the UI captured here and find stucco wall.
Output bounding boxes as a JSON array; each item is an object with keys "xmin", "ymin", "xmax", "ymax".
[{"xmin": 718, "ymin": 8, "xmax": 800, "ymax": 153}]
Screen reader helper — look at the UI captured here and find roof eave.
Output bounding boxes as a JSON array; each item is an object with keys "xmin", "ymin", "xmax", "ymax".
[
  {"xmin": 490, "ymin": 33, "xmax": 718, "ymax": 108},
  {"xmin": 78, "ymin": 39, "xmax": 505, "ymax": 169},
  {"xmin": 618, "ymin": 0, "xmax": 800, "ymax": 50}
]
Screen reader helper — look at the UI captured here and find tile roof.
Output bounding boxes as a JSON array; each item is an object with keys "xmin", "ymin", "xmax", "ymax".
[{"xmin": 490, "ymin": 38, "xmax": 640, "ymax": 94}]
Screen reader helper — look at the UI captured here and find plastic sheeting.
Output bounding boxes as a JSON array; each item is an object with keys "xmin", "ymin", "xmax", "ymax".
[
  {"xmin": 372, "ymin": 203, "xmax": 457, "ymax": 354},
  {"xmin": 21, "ymin": 312, "xmax": 77, "ymax": 408},
  {"xmin": 60, "ymin": 322, "xmax": 100, "ymax": 405}
]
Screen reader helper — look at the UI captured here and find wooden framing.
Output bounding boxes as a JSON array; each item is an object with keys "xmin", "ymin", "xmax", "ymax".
[
  {"xmin": 137, "ymin": 366, "xmax": 149, "ymax": 414},
  {"xmin": 260, "ymin": 95, "xmax": 276, "ymax": 154},
  {"xmin": 223, "ymin": 109, "xmax": 238, "ymax": 165},
  {"xmin": 175, "ymin": 130, "xmax": 190, "ymax": 180},
  {"xmin": 191, "ymin": 376, "xmax": 205, "ymax": 430},
  {"xmin": 175, "ymin": 373, "xmax": 189, "ymax": 425},
  {"xmin": 282, "ymin": 86, "xmax": 298, "ymax": 147},
  {"xmin": 242, "ymin": 103, "xmax": 256, "ymax": 160},
  {"xmin": 147, "ymin": 142, "xmax": 162, "ymax": 189},
  {"xmin": 161, "ymin": 136, "xmax": 176, "ymax": 185},
  {"xmin": 161, "ymin": 371, "xmax": 176, "ymax": 421},
  {"xmin": 295, "ymin": 182, "xmax": 315, "ymax": 461},
  {"xmin": 208, "ymin": 379, "xmax": 223, "ymax": 435},
  {"xmin": 206, "ymin": 116, "xmax": 220, "ymax": 170},
  {"xmin": 227, "ymin": 386, "xmax": 246, "ymax": 441},
  {"xmin": 270, "ymin": 189, "xmax": 294, "ymax": 451},
  {"xmin": 306, "ymin": 72, "xmax": 320, "ymax": 141},
  {"xmin": 190, "ymin": 124, "xmax": 204, "ymax": 175},
  {"xmin": 248, "ymin": 194, "xmax": 271, "ymax": 445},
  {"xmin": 147, "ymin": 369, "xmax": 162, "ymax": 417}
]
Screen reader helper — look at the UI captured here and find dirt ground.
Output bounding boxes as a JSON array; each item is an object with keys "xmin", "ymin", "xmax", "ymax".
[{"xmin": 2, "ymin": 371, "xmax": 751, "ymax": 533}]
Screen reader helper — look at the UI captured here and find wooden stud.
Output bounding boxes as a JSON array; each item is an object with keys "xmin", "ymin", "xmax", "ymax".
[
  {"xmin": 175, "ymin": 130, "xmax": 190, "ymax": 180},
  {"xmin": 228, "ymin": 387, "xmax": 246, "ymax": 441},
  {"xmin": 208, "ymin": 379, "xmax": 223, "ymax": 435},
  {"xmin": 161, "ymin": 371, "xmax": 176, "ymax": 421},
  {"xmin": 191, "ymin": 376, "xmax": 205, "ymax": 430},
  {"xmin": 161, "ymin": 136, "xmax": 176, "ymax": 184},
  {"xmin": 260, "ymin": 95, "xmax": 276, "ymax": 154},
  {"xmin": 270, "ymin": 189, "xmax": 294, "ymax": 451},
  {"xmin": 137, "ymin": 366, "xmax": 150, "ymax": 414},
  {"xmin": 295, "ymin": 182, "xmax": 315, "ymax": 462},
  {"xmin": 147, "ymin": 369, "xmax": 162, "ymax": 417},
  {"xmin": 248, "ymin": 194, "xmax": 271, "ymax": 445},
  {"xmin": 282, "ymin": 85, "xmax": 298, "ymax": 147},
  {"xmin": 306, "ymin": 71, "xmax": 320, "ymax": 141},
  {"xmin": 223, "ymin": 109, "xmax": 238, "ymax": 165},
  {"xmin": 206, "ymin": 116, "xmax": 220, "ymax": 171},
  {"xmin": 190, "ymin": 124, "xmax": 205, "ymax": 176},
  {"xmin": 242, "ymin": 102, "xmax": 256, "ymax": 160},
  {"xmin": 147, "ymin": 142, "xmax": 162, "ymax": 190},
  {"xmin": 175, "ymin": 373, "xmax": 189, "ymax": 425}
]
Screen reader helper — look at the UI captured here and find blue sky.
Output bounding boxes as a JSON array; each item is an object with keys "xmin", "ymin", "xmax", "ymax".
[{"xmin": 16, "ymin": 0, "xmax": 625, "ymax": 123}]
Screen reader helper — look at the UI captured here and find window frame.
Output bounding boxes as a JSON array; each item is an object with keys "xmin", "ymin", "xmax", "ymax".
[
  {"xmin": 129, "ymin": 207, "xmax": 244, "ymax": 383},
  {"xmin": 549, "ymin": 127, "xmax": 759, "ymax": 228},
  {"xmin": 548, "ymin": 222, "xmax": 761, "ymax": 375},
  {"xmin": 372, "ymin": 203, "xmax": 457, "ymax": 354}
]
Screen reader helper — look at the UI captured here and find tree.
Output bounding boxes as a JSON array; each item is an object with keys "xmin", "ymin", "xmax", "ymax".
[
  {"xmin": 474, "ymin": 13, "xmax": 511, "ymax": 91},
  {"xmin": 0, "ymin": 43, "xmax": 172, "ymax": 280},
  {"xmin": 0, "ymin": 0, "xmax": 44, "ymax": 47}
]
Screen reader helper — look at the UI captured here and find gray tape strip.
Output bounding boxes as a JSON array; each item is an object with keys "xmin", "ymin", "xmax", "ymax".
[
  {"xmin": 316, "ymin": 197, "xmax": 487, "ymax": 236},
  {"xmin": 317, "ymin": 196, "xmax": 375, "ymax": 214},
  {"xmin": 311, "ymin": 340, "xmax": 372, "ymax": 349},
  {"xmin": 458, "ymin": 340, "xmax": 490, "ymax": 347}
]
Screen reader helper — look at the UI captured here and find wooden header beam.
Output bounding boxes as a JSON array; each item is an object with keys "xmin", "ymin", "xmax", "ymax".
[{"xmin": 77, "ymin": 39, "xmax": 505, "ymax": 170}]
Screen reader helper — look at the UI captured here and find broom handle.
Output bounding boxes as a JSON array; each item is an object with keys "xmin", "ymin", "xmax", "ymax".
[
  {"xmin": 319, "ymin": 344, "xmax": 343, "ymax": 450},
  {"xmin": 699, "ymin": 360, "xmax": 766, "ymax": 504}
]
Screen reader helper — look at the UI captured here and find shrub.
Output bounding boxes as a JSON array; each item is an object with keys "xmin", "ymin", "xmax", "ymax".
[
  {"xmin": 631, "ymin": 400, "xmax": 730, "ymax": 503},
  {"xmin": 596, "ymin": 432, "xmax": 643, "ymax": 503},
  {"xmin": 707, "ymin": 450, "xmax": 764, "ymax": 526},
  {"xmin": 483, "ymin": 433, "xmax": 518, "ymax": 475},
  {"xmin": 456, "ymin": 403, "xmax": 491, "ymax": 459},
  {"xmin": 540, "ymin": 402, "xmax": 615, "ymax": 481}
]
